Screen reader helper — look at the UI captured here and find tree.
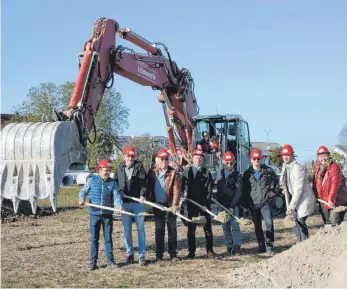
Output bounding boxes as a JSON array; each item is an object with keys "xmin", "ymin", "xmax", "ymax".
[
  {"xmin": 330, "ymin": 152, "xmax": 347, "ymax": 170},
  {"xmin": 12, "ymin": 82, "xmax": 129, "ymax": 166},
  {"xmin": 269, "ymin": 147, "xmax": 283, "ymax": 171},
  {"xmin": 339, "ymin": 123, "xmax": 347, "ymax": 146},
  {"xmin": 125, "ymin": 134, "xmax": 165, "ymax": 170}
]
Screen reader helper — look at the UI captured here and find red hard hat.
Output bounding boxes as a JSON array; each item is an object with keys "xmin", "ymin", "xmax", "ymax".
[
  {"xmin": 156, "ymin": 148, "xmax": 170, "ymax": 159},
  {"xmin": 123, "ymin": 146, "xmax": 136, "ymax": 157},
  {"xmin": 97, "ymin": 159, "xmax": 113, "ymax": 171},
  {"xmin": 192, "ymin": 148, "xmax": 204, "ymax": 157},
  {"xmin": 210, "ymin": 141, "xmax": 219, "ymax": 150},
  {"xmin": 281, "ymin": 144, "xmax": 294, "ymax": 155},
  {"xmin": 317, "ymin": 145, "xmax": 330, "ymax": 155},
  {"xmin": 250, "ymin": 149, "xmax": 262, "ymax": 159},
  {"xmin": 223, "ymin": 151, "xmax": 235, "ymax": 162}
]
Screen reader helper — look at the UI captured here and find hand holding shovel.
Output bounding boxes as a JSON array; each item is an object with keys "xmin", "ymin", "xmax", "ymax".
[{"xmin": 124, "ymin": 195, "xmax": 205, "ymax": 224}]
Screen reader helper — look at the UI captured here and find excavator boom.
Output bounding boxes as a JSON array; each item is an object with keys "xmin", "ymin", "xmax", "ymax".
[{"xmin": 0, "ymin": 17, "xmax": 199, "ymax": 214}]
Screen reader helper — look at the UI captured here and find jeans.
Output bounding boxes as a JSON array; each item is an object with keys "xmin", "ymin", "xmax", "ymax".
[
  {"xmin": 153, "ymin": 207, "xmax": 178, "ymax": 257},
  {"xmin": 217, "ymin": 206, "xmax": 241, "ymax": 248},
  {"xmin": 250, "ymin": 203, "xmax": 274, "ymax": 250},
  {"xmin": 90, "ymin": 214, "xmax": 114, "ymax": 264},
  {"xmin": 292, "ymin": 213, "xmax": 308, "ymax": 242},
  {"xmin": 319, "ymin": 201, "xmax": 347, "ymax": 225},
  {"xmin": 187, "ymin": 203, "xmax": 213, "ymax": 254},
  {"xmin": 121, "ymin": 202, "xmax": 146, "ymax": 257}
]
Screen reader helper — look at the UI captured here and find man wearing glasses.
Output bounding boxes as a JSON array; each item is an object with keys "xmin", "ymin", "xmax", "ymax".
[
  {"xmin": 147, "ymin": 148, "xmax": 181, "ymax": 261},
  {"xmin": 243, "ymin": 149, "xmax": 279, "ymax": 254},
  {"xmin": 114, "ymin": 146, "xmax": 147, "ymax": 266},
  {"xmin": 79, "ymin": 160, "xmax": 123, "ymax": 270}
]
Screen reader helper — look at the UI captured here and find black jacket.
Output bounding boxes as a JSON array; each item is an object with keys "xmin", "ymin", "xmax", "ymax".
[
  {"xmin": 181, "ymin": 166, "xmax": 213, "ymax": 206},
  {"xmin": 215, "ymin": 168, "xmax": 243, "ymax": 208},
  {"xmin": 114, "ymin": 160, "xmax": 147, "ymax": 203},
  {"xmin": 242, "ymin": 164, "xmax": 279, "ymax": 209}
]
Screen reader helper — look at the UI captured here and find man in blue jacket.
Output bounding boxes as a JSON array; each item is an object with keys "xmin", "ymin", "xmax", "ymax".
[{"xmin": 79, "ymin": 159, "xmax": 122, "ymax": 270}]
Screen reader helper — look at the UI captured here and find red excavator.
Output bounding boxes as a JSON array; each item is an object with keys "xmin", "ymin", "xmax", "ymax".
[{"xmin": 0, "ymin": 17, "xmax": 251, "ymax": 214}]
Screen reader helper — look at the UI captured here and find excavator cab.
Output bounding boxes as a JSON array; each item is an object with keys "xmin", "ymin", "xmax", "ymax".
[{"xmin": 192, "ymin": 114, "xmax": 251, "ymax": 179}]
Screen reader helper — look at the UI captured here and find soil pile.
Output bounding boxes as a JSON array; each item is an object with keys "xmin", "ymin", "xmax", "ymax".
[{"xmin": 228, "ymin": 222, "xmax": 347, "ymax": 288}]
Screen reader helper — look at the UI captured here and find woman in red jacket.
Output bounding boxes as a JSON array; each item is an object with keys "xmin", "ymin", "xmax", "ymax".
[{"xmin": 313, "ymin": 145, "xmax": 347, "ymax": 226}]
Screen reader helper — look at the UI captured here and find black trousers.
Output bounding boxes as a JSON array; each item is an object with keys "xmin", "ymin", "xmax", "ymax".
[
  {"xmin": 187, "ymin": 203, "xmax": 213, "ymax": 254},
  {"xmin": 153, "ymin": 207, "xmax": 178, "ymax": 257}
]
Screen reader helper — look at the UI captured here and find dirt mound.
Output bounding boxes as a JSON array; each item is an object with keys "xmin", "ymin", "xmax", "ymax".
[{"xmin": 228, "ymin": 222, "xmax": 347, "ymax": 288}]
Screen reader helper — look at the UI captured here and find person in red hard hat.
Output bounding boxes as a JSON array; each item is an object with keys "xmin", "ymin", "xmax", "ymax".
[
  {"xmin": 313, "ymin": 145, "xmax": 347, "ymax": 226},
  {"xmin": 280, "ymin": 144, "xmax": 316, "ymax": 242},
  {"xmin": 114, "ymin": 146, "xmax": 147, "ymax": 266},
  {"xmin": 146, "ymin": 148, "xmax": 181, "ymax": 261},
  {"xmin": 79, "ymin": 159, "xmax": 122, "ymax": 270},
  {"xmin": 181, "ymin": 148, "xmax": 216, "ymax": 259},
  {"xmin": 214, "ymin": 151, "xmax": 243, "ymax": 256},
  {"xmin": 243, "ymin": 149, "xmax": 279, "ymax": 254}
]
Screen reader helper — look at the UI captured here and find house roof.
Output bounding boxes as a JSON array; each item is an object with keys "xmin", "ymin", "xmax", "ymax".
[
  {"xmin": 251, "ymin": 142, "xmax": 282, "ymax": 156},
  {"xmin": 116, "ymin": 135, "xmax": 170, "ymax": 150}
]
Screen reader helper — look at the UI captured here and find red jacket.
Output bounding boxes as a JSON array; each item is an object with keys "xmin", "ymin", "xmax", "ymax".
[{"xmin": 313, "ymin": 161, "xmax": 347, "ymax": 209}]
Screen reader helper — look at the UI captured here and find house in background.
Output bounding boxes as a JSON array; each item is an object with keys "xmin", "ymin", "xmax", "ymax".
[
  {"xmin": 251, "ymin": 142, "xmax": 282, "ymax": 172},
  {"xmin": 330, "ymin": 145, "xmax": 347, "ymax": 176}
]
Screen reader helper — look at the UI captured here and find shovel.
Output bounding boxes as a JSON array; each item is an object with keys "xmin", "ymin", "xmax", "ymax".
[
  {"xmin": 317, "ymin": 198, "xmax": 347, "ymax": 225},
  {"xmin": 283, "ymin": 190, "xmax": 296, "ymax": 228},
  {"xmin": 186, "ymin": 198, "xmax": 230, "ymax": 223},
  {"xmin": 123, "ymin": 195, "xmax": 205, "ymax": 224},
  {"xmin": 84, "ymin": 202, "xmax": 153, "ymax": 217},
  {"xmin": 211, "ymin": 197, "xmax": 240, "ymax": 222}
]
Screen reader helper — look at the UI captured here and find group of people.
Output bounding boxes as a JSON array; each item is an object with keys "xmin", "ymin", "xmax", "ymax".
[{"xmin": 78, "ymin": 143, "xmax": 347, "ymax": 270}]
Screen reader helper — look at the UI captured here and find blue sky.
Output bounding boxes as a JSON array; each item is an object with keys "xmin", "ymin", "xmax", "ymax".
[{"xmin": 2, "ymin": 0, "xmax": 347, "ymax": 162}]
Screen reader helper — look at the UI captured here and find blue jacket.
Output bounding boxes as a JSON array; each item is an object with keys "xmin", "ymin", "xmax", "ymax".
[{"xmin": 79, "ymin": 175, "xmax": 122, "ymax": 215}]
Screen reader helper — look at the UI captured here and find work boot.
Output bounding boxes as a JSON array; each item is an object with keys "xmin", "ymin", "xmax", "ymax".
[
  {"xmin": 206, "ymin": 251, "xmax": 217, "ymax": 259},
  {"xmin": 155, "ymin": 254, "xmax": 163, "ymax": 262},
  {"xmin": 139, "ymin": 256, "xmax": 146, "ymax": 266},
  {"xmin": 225, "ymin": 247, "xmax": 233, "ymax": 256},
  {"xmin": 232, "ymin": 245, "xmax": 242, "ymax": 256},
  {"xmin": 258, "ymin": 246, "xmax": 266, "ymax": 254},
  {"xmin": 266, "ymin": 246, "xmax": 275, "ymax": 254},
  {"xmin": 186, "ymin": 252, "xmax": 196, "ymax": 259},
  {"xmin": 125, "ymin": 254, "xmax": 134, "ymax": 265},
  {"xmin": 107, "ymin": 261, "xmax": 119, "ymax": 269},
  {"xmin": 170, "ymin": 254, "xmax": 181, "ymax": 262},
  {"xmin": 88, "ymin": 263, "xmax": 97, "ymax": 271}
]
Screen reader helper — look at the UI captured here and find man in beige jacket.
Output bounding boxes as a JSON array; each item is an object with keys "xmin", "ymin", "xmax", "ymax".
[{"xmin": 280, "ymin": 144, "xmax": 316, "ymax": 242}]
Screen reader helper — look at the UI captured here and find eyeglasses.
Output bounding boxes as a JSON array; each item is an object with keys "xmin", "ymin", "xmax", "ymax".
[
  {"xmin": 159, "ymin": 158, "xmax": 169, "ymax": 161},
  {"xmin": 252, "ymin": 158, "xmax": 261, "ymax": 161},
  {"xmin": 225, "ymin": 162, "xmax": 233, "ymax": 165}
]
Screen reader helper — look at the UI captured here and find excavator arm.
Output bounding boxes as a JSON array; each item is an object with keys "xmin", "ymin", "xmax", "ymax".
[
  {"xmin": 66, "ymin": 18, "xmax": 199, "ymax": 154},
  {"xmin": 0, "ymin": 17, "xmax": 199, "ymax": 214}
]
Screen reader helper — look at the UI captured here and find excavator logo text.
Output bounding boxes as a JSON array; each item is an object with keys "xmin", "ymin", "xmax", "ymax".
[{"xmin": 137, "ymin": 66, "xmax": 156, "ymax": 81}]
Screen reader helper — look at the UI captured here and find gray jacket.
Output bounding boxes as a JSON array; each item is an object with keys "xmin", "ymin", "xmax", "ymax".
[{"xmin": 280, "ymin": 161, "xmax": 316, "ymax": 218}]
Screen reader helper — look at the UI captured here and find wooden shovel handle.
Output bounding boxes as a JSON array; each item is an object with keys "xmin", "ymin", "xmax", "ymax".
[
  {"xmin": 84, "ymin": 202, "xmax": 136, "ymax": 216},
  {"xmin": 317, "ymin": 198, "xmax": 335, "ymax": 209},
  {"xmin": 186, "ymin": 198, "xmax": 217, "ymax": 218},
  {"xmin": 123, "ymin": 195, "xmax": 196, "ymax": 223},
  {"xmin": 211, "ymin": 197, "xmax": 240, "ymax": 222}
]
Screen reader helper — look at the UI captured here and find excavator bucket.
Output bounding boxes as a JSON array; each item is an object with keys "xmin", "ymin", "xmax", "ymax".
[{"xmin": 0, "ymin": 121, "xmax": 88, "ymax": 214}]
